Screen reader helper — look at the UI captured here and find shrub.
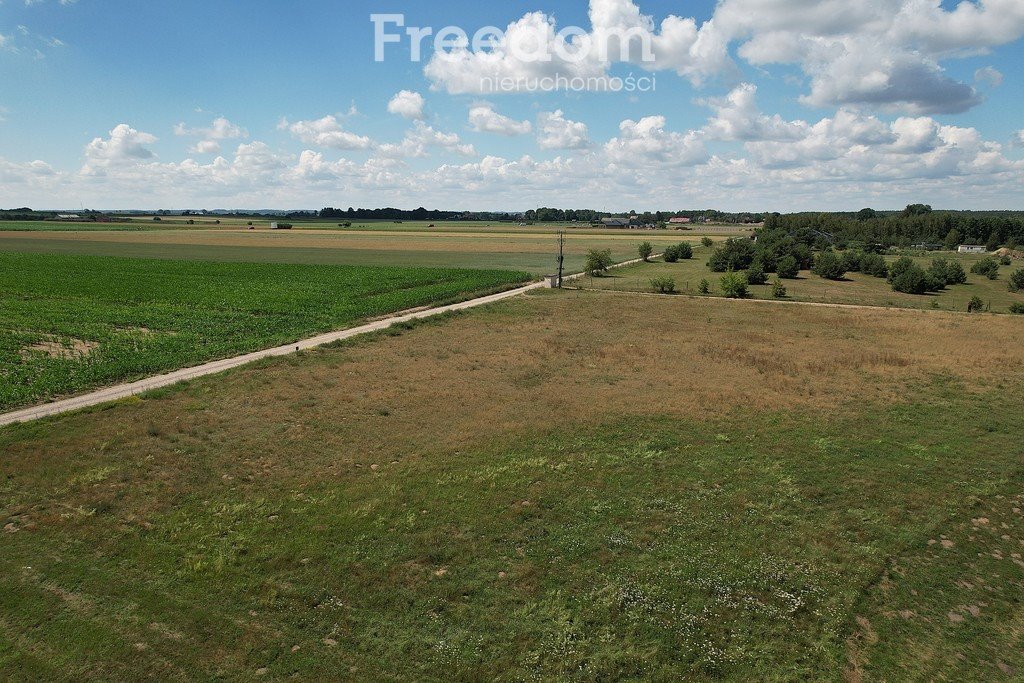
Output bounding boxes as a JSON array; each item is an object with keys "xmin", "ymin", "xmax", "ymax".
[
  {"xmin": 971, "ymin": 258, "xmax": 1000, "ymax": 280},
  {"xmin": 676, "ymin": 242, "xmax": 693, "ymax": 260},
  {"xmin": 776, "ymin": 255, "xmax": 800, "ymax": 279},
  {"xmin": 663, "ymin": 245, "xmax": 680, "ymax": 263},
  {"xmin": 812, "ymin": 251, "xmax": 847, "ymax": 280},
  {"xmin": 720, "ymin": 272, "xmax": 749, "ymax": 299},
  {"xmin": 841, "ymin": 250, "xmax": 864, "ymax": 273},
  {"xmin": 967, "ymin": 296, "xmax": 985, "ymax": 313},
  {"xmin": 698, "ymin": 279, "xmax": 711, "ymax": 295},
  {"xmin": 639, "ymin": 242, "xmax": 654, "ymax": 262},
  {"xmin": 888, "ymin": 258, "xmax": 930, "ymax": 294},
  {"xmin": 1000, "ymin": 255, "xmax": 1012, "ymax": 266},
  {"xmin": 944, "ymin": 260, "xmax": 968, "ymax": 285},
  {"xmin": 701, "ymin": 237, "xmax": 714, "ymax": 248},
  {"xmin": 585, "ymin": 248, "xmax": 614, "ymax": 276},
  {"xmin": 746, "ymin": 259, "xmax": 768, "ymax": 285},
  {"xmin": 650, "ymin": 277, "xmax": 677, "ymax": 294},
  {"xmin": 1010, "ymin": 302, "xmax": 1024, "ymax": 315},
  {"xmin": 772, "ymin": 279, "xmax": 787, "ymax": 299},
  {"xmin": 708, "ymin": 238, "xmax": 756, "ymax": 272},
  {"xmin": 1009, "ymin": 268, "xmax": 1024, "ymax": 293},
  {"xmin": 926, "ymin": 259, "xmax": 952, "ymax": 290},
  {"xmin": 861, "ymin": 253, "xmax": 889, "ymax": 278}
]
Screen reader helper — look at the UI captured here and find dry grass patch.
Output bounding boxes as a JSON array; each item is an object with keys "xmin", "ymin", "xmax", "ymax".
[{"xmin": 2, "ymin": 290, "xmax": 1023, "ymax": 680}]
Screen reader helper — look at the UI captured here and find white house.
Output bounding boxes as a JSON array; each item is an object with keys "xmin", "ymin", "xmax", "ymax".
[{"xmin": 958, "ymin": 245, "xmax": 987, "ymax": 254}]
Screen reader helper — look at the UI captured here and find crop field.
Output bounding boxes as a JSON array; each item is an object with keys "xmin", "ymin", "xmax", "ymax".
[
  {"xmin": 2, "ymin": 291, "xmax": 1023, "ymax": 680},
  {"xmin": 582, "ymin": 245, "xmax": 1024, "ymax": 314},
  {"xmin": 0, "ymin": 252, "xmax": 529, "ymax": 410},
  {"xmin": 0, "ymin": 228, "xmax": 715, "ymax": 275},
  {"xmin": 0, "ymin": 222, "xmax": 162, "ymax": 233},
  {"xmin": 0, "ymin": 216, "xmax": 755, "ymax": 236}
]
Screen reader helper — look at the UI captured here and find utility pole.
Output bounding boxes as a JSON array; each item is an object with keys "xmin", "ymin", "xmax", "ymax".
[{"xmin": 556, "ymin": 230, "xmax": 566, "ymax": 288}]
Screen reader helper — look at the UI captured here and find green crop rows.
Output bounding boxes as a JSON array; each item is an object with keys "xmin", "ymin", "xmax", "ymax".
[{"xmin": 0, "ymin": 252, "xmax": 530, "ymax": 410}]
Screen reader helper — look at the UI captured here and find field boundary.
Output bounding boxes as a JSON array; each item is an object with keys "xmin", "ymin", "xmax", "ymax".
[
  {"xmin": 0, "ymin": 254, "xmax": 651, "ymax": 428},
  {"xmin": 569, "ymin": 284, "xmax": 1018, "ymax": 317}
]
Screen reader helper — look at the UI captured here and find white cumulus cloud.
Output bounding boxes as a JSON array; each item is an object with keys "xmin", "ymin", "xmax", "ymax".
[
  {"xmin": 378, "ymin": 121, "xmax": 477, "ymax": 158},
  {"xmin": 279, "ymin": 115, "xmax": 373, "ymax": 150},
  {"xmin": 387, "ymin": 90, "xmax": 426, "ymax": 120},
  {"xmin": 536, "ymin": 110, "xmax": 590, "ymax": 150},
  {"xmin": 604, "ymin": 115, "xmax": 708, "ymax": 166},
  {"xmin": 468, "ymin": 104, "xmax": 533, "ymax": 136},
  {"xmin": 174, "ymin": 117, "xmax": 247, "ymax": 141},
  {"xmin": 84, "ymin": 124, "xmax": 158, "ymax": 165}
]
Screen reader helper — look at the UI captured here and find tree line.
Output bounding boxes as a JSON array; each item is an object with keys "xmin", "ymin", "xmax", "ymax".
[{"xmin": 763, "ymin": 206, "xmax": 1024, "ymax": 249}]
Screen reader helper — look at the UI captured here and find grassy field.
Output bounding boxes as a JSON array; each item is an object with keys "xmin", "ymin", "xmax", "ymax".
[
  {"xmin": 0, "ymin": 252, "xmax": 529, "ymax": 410},
  {"xmin": 581, "ymin": 245, "xmax": 1024, "ymax": 314},
  {"xmin": 2, "ymin": 290, "xmax": 1023, "ymax": 680},
  {"xmin": 0, "ymin": 228, "xmax": 717, "ymax": 275}
]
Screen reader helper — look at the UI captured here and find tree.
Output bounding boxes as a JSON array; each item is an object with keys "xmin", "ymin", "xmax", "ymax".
[
  {"xmin": 970, "ymin": 258, "xmax": 1000, "ymax": 280},
  {"xmin": 776, "ymin": 255, "xmax": 800, "ymax": 279},
  {"xmin": 1010, "ymin": 302, "xmax": 1024, "ymax": 315},
  {"xmin": 841, "ymin": 250, "xmax": 864, "ymax": 273},
  {"xmin": 947, "ymin": 260, "xmax": 967, "ymax": 285},
  {"xmin": 943, "ymin": 228, "xmax": 962, "ymax": 251},
  {"xmin": 857, "ymin": 208, "xmax": 877, "ymax": 221},
  {"xmin": 585, "ymin": 249, "xmax": 614, "ymax": 276},
  {"xmin": 861, "ymin": 253, "xmax": 889, "ymax": 278},
  {"xmin": 746, "ymin": 258, "xmax": 768, "ymax": 285},
  {"xmin": 772, "ymin": 279, "xmax": 787, "ymax": 298},
  {"xmin": 650, "ymin": 277, "xmax": 677, "ymax": 294},
  {"xmin": 902, "ymin": 204, "xmax": 933, "ymax": 217},
  {"xmin": 720, "ymin": 272, "xmax": 749, "ymax": 298},
  {"xmin": 926, "ymin": 259, "xmax": 949, "ymax": 289},
  {"xmin": 698, "ymin": 279, "xmax": 711, "ymax": 295},
  {"xmin": 701, "ymin": 237, "xmax": 714, "ymax": 248},
  {"xmin": 812, "ymin": 251, "xmax": 846, "ymax": 280},
  {"xmin": 792, "ymin": 243, "xmax": 815, "ymax": 270},
  {"xmin": 676, "ymin": 242, "xmax": 693, "ymax": 260},
  {"xmin": 986, "ymin": 231, "xmax": 1002, "ymax": 251},
  {"xmin": 639, "ymin": 242, "xmax": 654, "ymax": 262},
  {"xmin": 967, "ymin": 296, "xmax": 985, "ymax": 313},
  {"xmin": 708, "ymin": 238, "xmax": 756, "ymax": 272},
  {"xmin": 890, "ymin": 259, "xmax": 931, "ymax": 294},
  {"xmin": 663, "ymin": 245, "xmax": 680, "ymax": 263},
  {"xmin": 1009, "ymin": 268, "xmax": 1024, "ymax": 293}
]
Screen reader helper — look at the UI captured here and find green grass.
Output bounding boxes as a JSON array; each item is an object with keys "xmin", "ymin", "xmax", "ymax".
[
  {"xmin": 1, "ymin": 378, "xmax": 1021, "ymax": 679},
  {"xmin": 584, "ymin": 248, "xmax": 1024, "ymax": 314},
  {"xmin": 0, "ymin": 251, "xmax": 529, "ymax": 410}
]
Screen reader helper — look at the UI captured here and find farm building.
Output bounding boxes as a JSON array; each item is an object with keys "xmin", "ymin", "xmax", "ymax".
[
  {"xmin": 669, "ymin": 217, "xmax": 691, "ymax": 225},
  {"xmin": 601, "ymin": 218, "xmax": 633, "ymax": 228},
  {"xmin": 56, "ymin": 214, "xmax": 81, "ymax": 221},
  {"xmin": 958, "ymin": 244, "xmax": 987, "ymax": 254}
]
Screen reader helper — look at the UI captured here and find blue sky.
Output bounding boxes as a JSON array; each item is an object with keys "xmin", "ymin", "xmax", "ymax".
[{"xmin": 1, "ymin": 0, "xmax": 1023, "ymax": 210}]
